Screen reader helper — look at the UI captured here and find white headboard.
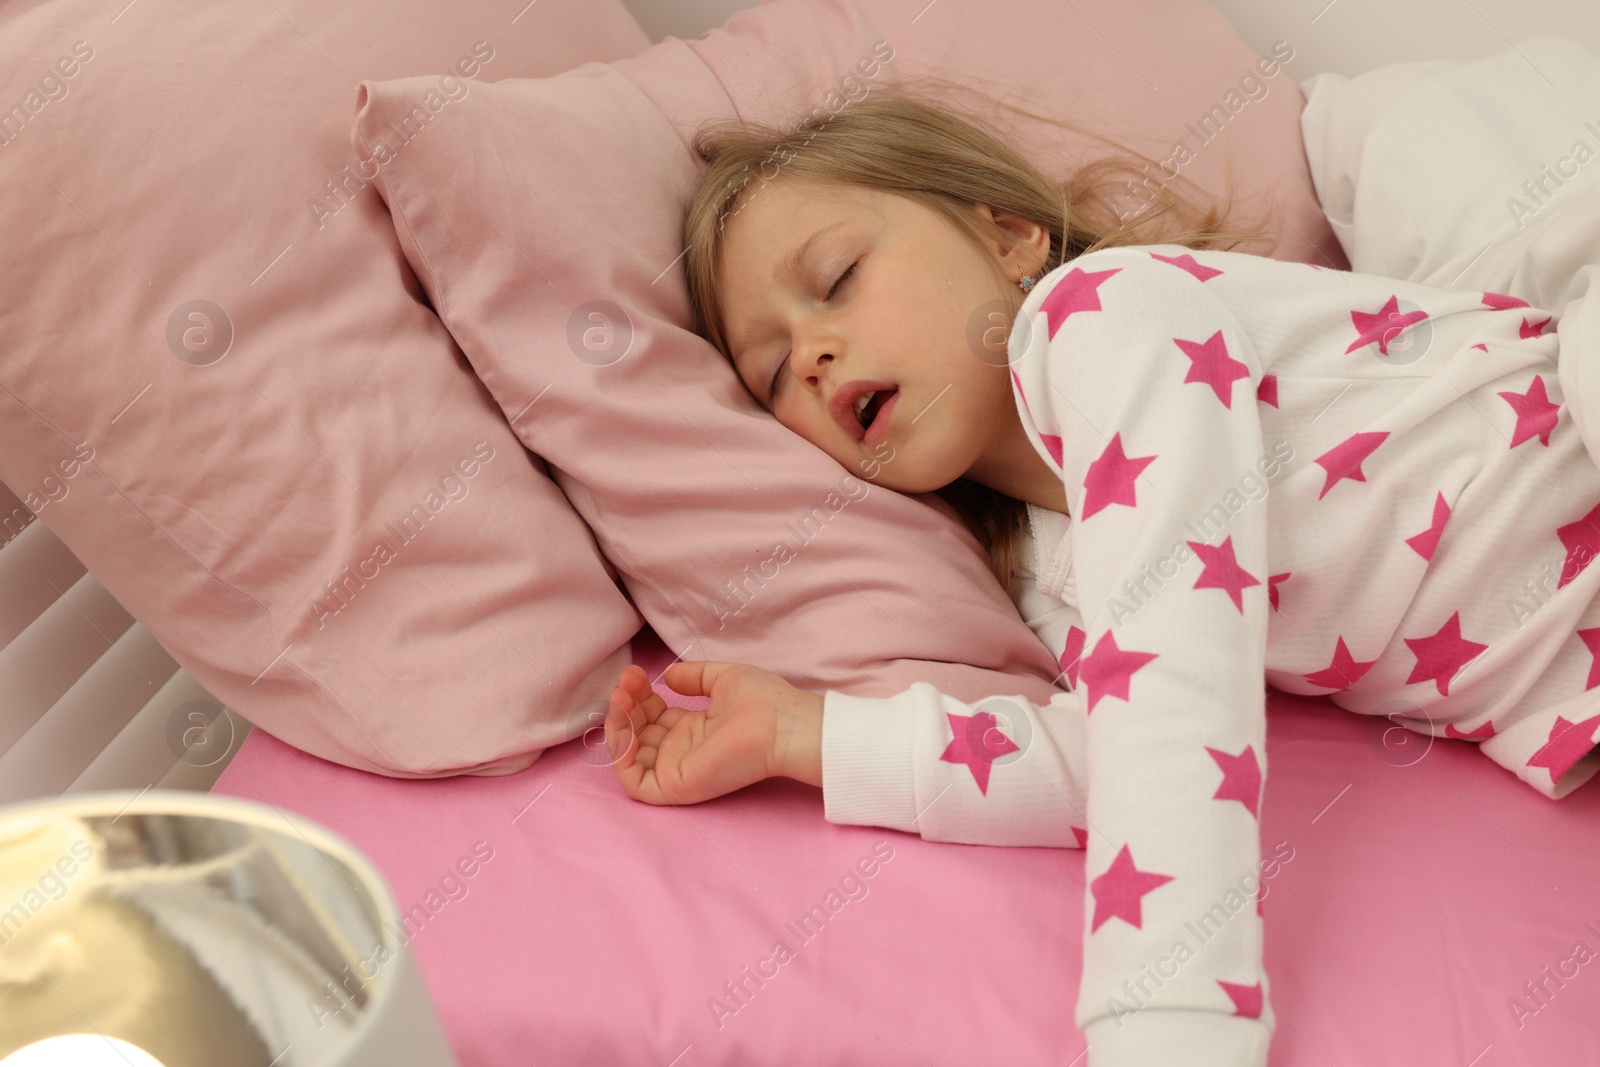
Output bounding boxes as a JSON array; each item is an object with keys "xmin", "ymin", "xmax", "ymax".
[
  {"xmin": 619, "ymin": 0, "xmax": 1600, "ymax": 74},
  {"xmin": 1211, "ymin": 0, "xmax": 1598, "ymax": 78}
]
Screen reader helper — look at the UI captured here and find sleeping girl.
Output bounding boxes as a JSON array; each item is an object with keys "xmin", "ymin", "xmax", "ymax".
[{"xmin": 600, "ymin": 83, "xmax": 1600, "ymax": 1066}]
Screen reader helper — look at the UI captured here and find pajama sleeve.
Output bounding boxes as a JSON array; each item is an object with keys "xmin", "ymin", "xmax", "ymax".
[
  {"xmin": 1012, "ymin": 249, "xmax": 1274, "ymax": 1065},
  {"xmin": 822, "ymin": 496, "xmax": 1092, "ymax": 849},
  {"xmin": 822, "ymin": 680, "xmax": 1089, "ymax": 849}
]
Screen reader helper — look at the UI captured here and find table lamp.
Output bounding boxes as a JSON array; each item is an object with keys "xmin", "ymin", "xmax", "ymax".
[{"xmin": 0, "ymin": 790, "xmax": 457, "ymax": 1066}]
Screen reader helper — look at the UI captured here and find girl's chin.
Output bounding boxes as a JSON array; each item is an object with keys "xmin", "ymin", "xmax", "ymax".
[
  {"xmin": 874, "ymin": 462, "xmax": 964, "ymax": 497},
  {"xmin": 832, "ymin": 435, "xmax": 959, "ymax": 493}
]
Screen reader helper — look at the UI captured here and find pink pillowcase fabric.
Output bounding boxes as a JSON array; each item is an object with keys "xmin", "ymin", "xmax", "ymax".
[
  {"xmin": 0, "ymin": 0, "xmax": 650, "ymax": 777},
  {"xmin": 352, "ymin": 0, "xmax": 1346, "ymax": 706}
]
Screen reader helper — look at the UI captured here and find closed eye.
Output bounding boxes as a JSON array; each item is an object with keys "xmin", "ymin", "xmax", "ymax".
[
  {"xmin": 768, "ymin": 260, "xmax": 859, "ymax": 404},
  {"xmin": 826, "ymin": 260, "xmax": 858, "ymax": 302}
]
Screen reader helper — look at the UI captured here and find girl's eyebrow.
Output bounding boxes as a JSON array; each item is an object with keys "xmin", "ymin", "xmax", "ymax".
[
  {"xmin": 728, "ymin": 220, "xmax": 847, "ymax": 361},
  {"xmin": 777, "ymin": 220, "xmax": 846, "ymax": 285}
]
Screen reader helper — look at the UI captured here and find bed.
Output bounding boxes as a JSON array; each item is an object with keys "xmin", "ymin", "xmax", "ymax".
[
  {"xmin": 6, "ymin": 0, "xmax": 1600, "ymax": 1062},
  {"xmin": 211, "ymin": 624, "xmax": 1600, "ymax": 1065}
]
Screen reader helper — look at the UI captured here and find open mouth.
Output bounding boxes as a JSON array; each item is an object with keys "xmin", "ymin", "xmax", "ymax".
[{"xmin": 854, "ymin": 387, "xmax": 899, "ymax": 444}]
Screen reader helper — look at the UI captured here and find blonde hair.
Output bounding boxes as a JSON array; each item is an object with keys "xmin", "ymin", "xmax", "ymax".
[{"xmin": 683, "ymin": 75, "xmax": 1279, "ymax": 593}]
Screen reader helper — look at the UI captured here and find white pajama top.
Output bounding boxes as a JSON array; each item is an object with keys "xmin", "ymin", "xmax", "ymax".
[{"xmin": 820, "ymin": 243, "xmax": 1600, "ymax": 1067}]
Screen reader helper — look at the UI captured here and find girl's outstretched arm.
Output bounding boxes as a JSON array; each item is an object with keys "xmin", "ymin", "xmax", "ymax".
[{"xmin": 604, "ymin": 656, "xmax": 1091, "ymax": 846}]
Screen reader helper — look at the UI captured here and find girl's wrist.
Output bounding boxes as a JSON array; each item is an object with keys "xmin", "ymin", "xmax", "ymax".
[{"xmin": 775, "ymin": 687, "xmax": 825, "ymax": 788}]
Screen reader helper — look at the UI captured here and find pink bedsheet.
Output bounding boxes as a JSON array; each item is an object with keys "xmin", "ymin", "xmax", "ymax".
[{"xmin": 212, "ymin": 624, "xmax": 1600, "ymax": 1065}]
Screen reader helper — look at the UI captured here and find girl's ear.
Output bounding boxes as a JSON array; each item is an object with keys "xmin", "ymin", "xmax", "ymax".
[{"xmin": 975, "ymin": 202, "xmax": 1051, "ymax": 273}]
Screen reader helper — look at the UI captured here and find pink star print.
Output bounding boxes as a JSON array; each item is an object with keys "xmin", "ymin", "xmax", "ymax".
[
  {"xmin": 1498, "ymin": 375, "xmax": 1560, "ymax": 448},
  {"xmin": 1520, "ymin": 315, "xmax": 1554, "ymax": 339},
  {"xmin": 1218, "ymin": 981, "xmax": 1264, "ymax": 1019},
  {"xmin": 938, "ymin": 709, "xmax": 1020, "ymax": 795},
  {"xmin": 1080, "ymin": 630, "xmax": 1159, "ymax": 714},
  {"xmin": 1403, "ymin": 611, "xmax": 1488, "ymax": 696},
  {"xmin": 1556, "ymin": 503, "xmax": 1600, "ymax": 590},
  {"xmin": 1405, "ymin": 492, "xmax": 1451, "ymax": 561},
  {"xmin": 1148, "ymin": 251, "xmax": 1223, "ymax": 281},
  {"xmin": 1267, "ymin": 571, "xmax": 1291, "ymax": 611},
  {"xmin": 1580, "ymin": 627, "xmax": 1600, "ymax": 690},
  {"xmin": 1061, "ymin": 625, "xmax": 1086, "ymax": 689},
  {"xmin": 1009, "ymin": 368, "xmax": 1032, "ymax": 419},
  {"xmin": 1346, "ymin": 296, "xmax": 1430, "ymax": 356},
  {"xmin": 1257, "ymin": 374, "xmax": 1279, "ymax": 408},
  {"xmin": 1038, "ymin": 432, "xmax": 1064, "ymax": 470},
  {"xmin": 1445, "ymin": 720, "xmax": 1496, "ymax": 741},
  {"xmin": 1072, "ymin": 826, "xmax": 1088, "ymax": 848},
  {"xmin": 1039, "ymin": 267, "xmax": 1121, "ymax": 339},
  {"xmin": 1175, "ymin": 330, "xmax": 1251, "ymax": 408},
  {"xmin": 1482, "ymin": 291, "xmax": 1530, "ymax": 310},
  {"xmin": 1186, "ymin": 536, "xmax": 1261, "ymax": 612},
  {"xmin": 1313, "ymin": 431, "xmax": 1389, "ymax": 499},
  {"xmin": 1090, "ymin": 844, "xmax": 1174, "ymax": 932},
  {"xmin": 1527, "ymin": 713, "xmax": 1600, "ymax": 781},
  {"xmin": 1008, "ymin": 368, "xmax": 1064, "ymax": 470},
  {"xmin": 1082, "ymin": 432, "xmax": 1157, "ymax": 520},
  {"xmin": 1303, "ymin": 635, "xmax": 1378, "ymax": 690},
  {"xmin": 1207, "ymin": 745, "xmax": 1262, "ymax": 818}
]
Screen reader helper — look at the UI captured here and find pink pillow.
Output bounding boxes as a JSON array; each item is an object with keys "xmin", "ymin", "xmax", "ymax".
[
  {"xmin": 352, "ymin": 0, "xmax": 1345, "ymax": 707},
  {"xmin": 0, "ymin": 0, "xmax": 650, "ymax": 777}
]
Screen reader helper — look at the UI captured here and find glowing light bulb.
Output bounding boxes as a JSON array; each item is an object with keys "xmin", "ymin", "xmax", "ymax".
[{"xmin": 0, "ymin": 1035, "xmax": 165, "ymax": 1066}]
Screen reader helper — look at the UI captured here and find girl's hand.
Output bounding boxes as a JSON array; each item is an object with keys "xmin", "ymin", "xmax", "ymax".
[{"xmin": 604, "ymin": 661, "xmax": 823, "ymax": 806}]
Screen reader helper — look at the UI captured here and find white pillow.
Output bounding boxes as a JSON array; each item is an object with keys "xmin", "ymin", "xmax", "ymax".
[{"xmin": 1298, "ymin": 34, "xmax": 1600, "ymax": 310}]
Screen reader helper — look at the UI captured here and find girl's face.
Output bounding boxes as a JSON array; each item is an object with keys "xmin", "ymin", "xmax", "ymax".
[{"xmin": 716, "ymin": 177, "xmax": 1064, "ymax": 507}]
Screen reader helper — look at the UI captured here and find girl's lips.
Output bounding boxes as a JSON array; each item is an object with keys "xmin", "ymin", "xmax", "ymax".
[
  {"xmin": 862, "ymin": 388, "xmax": 900, "ymax": 447},
  {"xmin": 829, "ymin": 379, "xmax": 897, "ymax": 442}
]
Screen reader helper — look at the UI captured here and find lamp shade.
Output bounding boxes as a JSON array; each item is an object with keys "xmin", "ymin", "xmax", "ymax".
[{"xmin": 0, "ymin": 790, "xmax": 457, "ymax": 1067}]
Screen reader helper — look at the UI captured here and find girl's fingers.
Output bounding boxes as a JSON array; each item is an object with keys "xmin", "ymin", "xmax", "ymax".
[
  {"xmin": 608, "ymin": 687, "xmax": 644, "ymax": 738},
  {"xmin": 614, "ymin": 664, "xmax": 647, "ymax": 698},
  {"xmin": 607, "ymin": 665, "xmax": 708, "ymax": 807},
  {"xmin": 614, "ymin": 758, "xmax": 650, "ymax": 801},
  {"xmin": 616, "ymin": 666, "xmax": 672, "ymax": 722},
  {"xmin": 605, "ymin": 699, "xmax": 637, "ymax": 761},
  {"xmin": 606, "ymin": 702, "xmax": 652, "ymax": 797},
  {"xmin": 652, "ymin": 706, "xmax": 695, "ymax": 736},
  {"xmin": 639, "ymin": 690, "xmax": 669, "ymax": 720},
  {"xmin": 612, "ymin": 689, "xmax": 688, "ymax": 743},
  {"xmin": 663, "ymin": 660, "xmax": 734, "ymax": 698},
  {"xmin": 615, "ymin": 665, "xmax": 650, "ymax": 707},
  {"xmin": 606, "ymin": 691, "xmax": 676, "ymax": 804}
]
